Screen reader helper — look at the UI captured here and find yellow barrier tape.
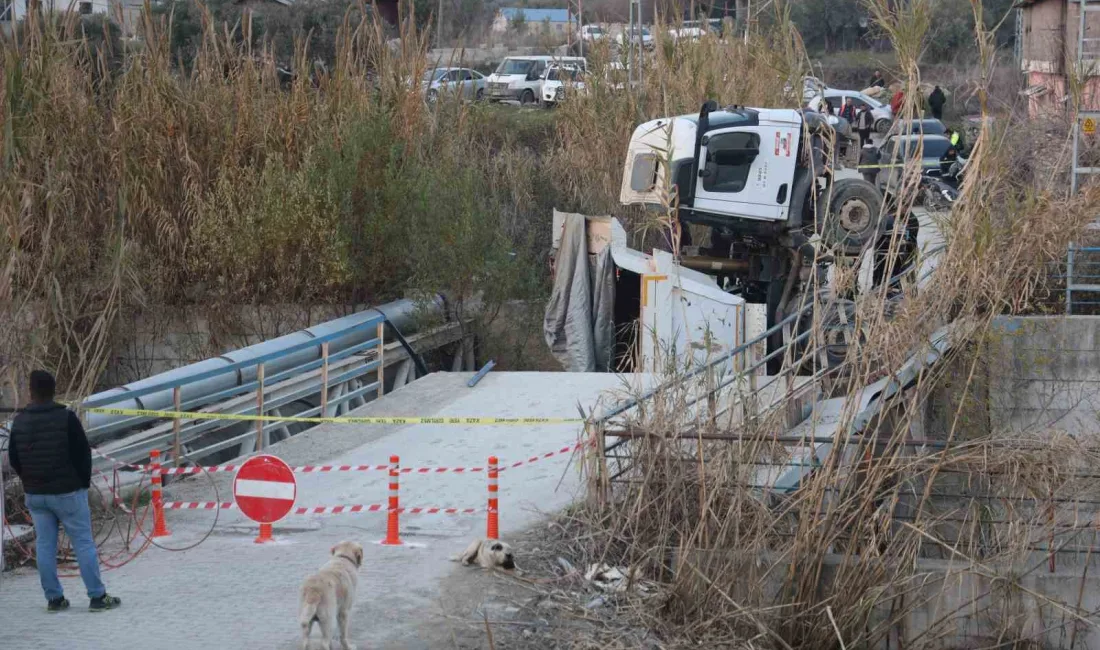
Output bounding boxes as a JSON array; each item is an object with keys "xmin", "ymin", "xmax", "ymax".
[{"xmin": 81, "ymin": 406, "xmax": 584, "ymax": 426}]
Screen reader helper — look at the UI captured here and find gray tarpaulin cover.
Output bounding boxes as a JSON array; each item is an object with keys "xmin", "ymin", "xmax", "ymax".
[{"xmin": 544, "ymin": 210, "xmax": 616, "ymax": 372}]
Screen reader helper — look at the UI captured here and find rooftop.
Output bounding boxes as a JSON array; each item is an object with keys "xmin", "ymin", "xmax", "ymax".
[{"xmin": 498, "ymin": 7, "xmax": 571, "ymax": 23}]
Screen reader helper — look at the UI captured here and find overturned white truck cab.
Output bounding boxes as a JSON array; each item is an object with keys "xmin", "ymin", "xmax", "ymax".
[{"xmin": 547, "ymin": 102, "xmax": 918, "ymax": 376}]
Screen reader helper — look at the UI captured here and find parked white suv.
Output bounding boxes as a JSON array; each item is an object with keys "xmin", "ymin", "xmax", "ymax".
[
  {"xmin": 616, "ymin": 26, "xmax": 654, "ymax": 49},
  {"xmin": 485, "ymin": 55, "xmax": 586, "ymax": 105},
  {"xmin": 540, "ymin": 64, "xmax": 585, "ymax": 107},
  {"xmin": 579, "ymin": 24, "xmax": 607, "ymax": 42}
]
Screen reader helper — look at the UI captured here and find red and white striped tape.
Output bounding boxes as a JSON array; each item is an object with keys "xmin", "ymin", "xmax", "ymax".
[
  {"xmin": 162, "ymin": 501, "xmax": 236, "ymax": 510},
  {"xmin": 92, "ymin": 448, "xmax": 149, "ymax": 471},
  {"xmin": 160, "ymin": 501, "xmax": 480, "ymax": 515},
  {"xmin": 154, "ymin": 443, "xmax": 586, "ymax": 476},
  {"xmin": 497, "ymin": 444, "xmax": 580, "ymax": 471}
]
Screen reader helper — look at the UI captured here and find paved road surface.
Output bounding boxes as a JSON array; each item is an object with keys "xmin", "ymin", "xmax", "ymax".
[{"xmin": 0, "ymin": 372, "xmax": 649, "ymax": 650}]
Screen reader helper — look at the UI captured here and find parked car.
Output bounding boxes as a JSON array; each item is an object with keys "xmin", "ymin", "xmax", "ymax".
[
  {"xmin": 888, "ymin": 118, "xmax": 947, "ymax": 137},
  {"xmin": 422, "ymin": 67, "xmax": 486, "ymax": 102},
  {"xmin": 874, "ymin": 133, "xmax": 955, "ymax": 196},
  {"xmin": 540, "ymin": 63, "xmax": 586, "ymax": 107},
  {"xmin": 485, "ymin": 55, "xmax": 586, "ymax": 105},
  {"xmin": 579, "ymin": 24, "xmax": 607, "ymax": 42},
  {"xmin": 668, "ymin": 19, "xmax": 721, "ymax": 40},
  {"xmin": 809, "ymin": 89, "xmax": 893, "ymax": 133},
  {"xmin": 616, "ymin": 26, "xmax": 654, "ymax": 49}
]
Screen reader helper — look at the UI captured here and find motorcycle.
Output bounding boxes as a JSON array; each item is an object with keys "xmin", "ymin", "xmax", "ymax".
[{"xmin": 919, "ymin": 157, "xmax": 965, "ymax": 212}]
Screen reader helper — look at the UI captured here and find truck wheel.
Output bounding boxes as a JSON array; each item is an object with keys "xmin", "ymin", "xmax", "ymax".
[
  {"xmin": 818, "ymin": 178, "xmax": 887, "ymax": 256},
  {"xmin": 785, "ymin": 292, "xmax": 857, "ymax": 375},
  {"xmin": 521, "ymin": 89, "xmax": 536, "ymax": 105},
  {"xmin": 820, "ymin": 298, "xmax": 859, "ymax": 371}
]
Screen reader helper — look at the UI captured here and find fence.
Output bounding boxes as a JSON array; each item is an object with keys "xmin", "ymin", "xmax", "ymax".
[
  {"xmin": 111, "ymin": 439, "xmax": 586, "ymax": 545},
  {"xmin": 1066, "ymin": 245, "xmax": 1100, "ymax": 314},
  {"xmin": 84, "ymin": 314, "xmax": 392, "ymax": 471},
  {"xmin": 587, "ymin": 243, "xmax": 949, "ymax": 502}
]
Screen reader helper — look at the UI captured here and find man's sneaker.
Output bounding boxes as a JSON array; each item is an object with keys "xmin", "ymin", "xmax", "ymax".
[
  {"xmin": 88, "ymin": 594, "xmax": 121, "ymax": 612},
  {"xmin": 47, "ymin": 597, "xmax": 70, "ymax": 613}
]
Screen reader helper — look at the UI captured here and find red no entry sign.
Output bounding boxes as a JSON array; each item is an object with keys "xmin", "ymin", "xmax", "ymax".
[{"xmin": 233, "ymin": 455, "xmax": 297, "ymax": 524}]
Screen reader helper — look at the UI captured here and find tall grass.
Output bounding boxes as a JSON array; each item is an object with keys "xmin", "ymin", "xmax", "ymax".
[
  {"xmin": 0, "ymin": 4, "xmax": 555, "ymax": 399},
  {"xmin": 568, "ymin": 2, "xmax": 1100, "ymax": 648}
]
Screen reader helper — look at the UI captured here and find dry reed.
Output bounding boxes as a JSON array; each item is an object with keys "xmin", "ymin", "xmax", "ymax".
[{"xmin": 571, "ymin": 2, "xmax": 1100, "ymax": 648}]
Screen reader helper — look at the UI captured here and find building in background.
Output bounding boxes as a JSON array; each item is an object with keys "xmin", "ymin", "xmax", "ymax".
[
  {"xmin": 1, "ymin": 0, "xmax": 140, "ymax": 34},
  {"xmin": 2, "ymin": 0, "xmax": 109, "ymax": 23},
  {"xmin": 492, "ymin": 7, "xmax": 573, "ymax": 34},
  {"xmin": 1, "ymin": 0, "xmax": 401, "ymax": 36},
  {"xmin": 1017, "ymin": 0, "xmax": 1100, "ymax": 116}
]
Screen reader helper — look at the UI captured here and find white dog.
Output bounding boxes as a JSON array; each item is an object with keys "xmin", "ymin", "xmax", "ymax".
[
  {"xmin": 298, "ymin": 541, "xmax": 364, "ymax": 650},
  {"xmin": 451, "ymin": 538, "xmax": 516, "ymax": 570}
]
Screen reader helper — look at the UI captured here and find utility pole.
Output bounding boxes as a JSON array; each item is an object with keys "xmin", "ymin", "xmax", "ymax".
[
  {"xmin": 629, "ymin": 0, "xmax": 638, "ymax": 88},
  {"xmin": 579, "ymin": 0, "xmax": 584, "ymax": 57},
  {"xmin": 627, "ymin": 0, "xmax": 642, "ymax": 92},
  {"xmin": 437, "ymin": 0, "xmax": 444, "ymax": 47},
  {"xmin": 634, "ymin": 0, "xmax": 642, "ymax": 87}
]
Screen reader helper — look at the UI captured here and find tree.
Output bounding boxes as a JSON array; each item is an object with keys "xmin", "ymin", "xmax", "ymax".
[
  {"xmin": 152, "ymin": 0, "xmax": 369, "ymax": 71},
  {"xmin": 510, "ymin": 10, "xmax": 527, "ymax": 33},
  {"xmin": 790, "ymin": 0, "xmax": 867, "ymax": 52}
]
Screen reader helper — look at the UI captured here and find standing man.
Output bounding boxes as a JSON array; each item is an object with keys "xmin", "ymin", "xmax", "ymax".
[
  {"xmin": 928, "ymin": 85, "xmax": 946, "ymax": 120},
  {"xmin": 7, "ymin": 371, "xmax": 121, "ymax": 613},
  {"xmin": 839, "ymin": 98, "xmax": 857, "ymax": 123},
  {"xmin": 868, "ymin": 70, "xmax": 886, "ymax": 89},
  {"xmin": 856, "ymin": 104, "xmax": 875, "ymax": 149}
]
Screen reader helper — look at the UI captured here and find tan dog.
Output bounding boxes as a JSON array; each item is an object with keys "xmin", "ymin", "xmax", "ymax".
[
  {"xmin": 298, "ymin": 541, "xmax": 364, "ymax": 650},
  {"xmin": 451, "ymin": 539, "xmax": 516, "ymax": 570}
]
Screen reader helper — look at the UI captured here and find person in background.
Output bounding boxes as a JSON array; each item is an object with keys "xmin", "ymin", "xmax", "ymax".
[
  {"xmin": 856, "ymin": 103, "xmax": 875, "ymax": 149},
  {"xmin": 859, "ymin": 144, "xmax": 880, "ymax": 186},
  {"xmin": 839, "ymin": 98, "xmax": 857, "ymax": 123},
  {"xmin": 868, "ymin": 70, "xmax": 886, "ymax": 88},
  {"xmin": 6, "ymin": 371, "xmax": 122, "ymax": 613},
  {"xmin": 939, "ymin": 145, "xmax": 959, "ymax": 178},
  {"xmin": 890, "ymin": 86, "xmax": 905, "ymax": 115},
  {"xmin": 945, "ymin": 126, "xmax": 963, "ymax": 152},
  {"xmin": 823, "ymin": 98, "xmax": 836, "ymax": 116},
  {"xmin": 928, "ymin": 85, "xmax": 946, "ymax": 120}
]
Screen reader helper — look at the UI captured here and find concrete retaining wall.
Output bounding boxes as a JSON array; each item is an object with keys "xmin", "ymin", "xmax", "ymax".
[
  {"xmin": 679, "ymin": 549, "xmax": 1100, "ymax": 649},
  {"xmin": 987, "ymin": 316, "xmax": 1100, "ymax": 436}
]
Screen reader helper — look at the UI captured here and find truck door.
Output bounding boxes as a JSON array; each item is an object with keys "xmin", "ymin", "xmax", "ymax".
[{"xmin": 693, "ymin": 126, "xmax": 799, "ymax": 222}]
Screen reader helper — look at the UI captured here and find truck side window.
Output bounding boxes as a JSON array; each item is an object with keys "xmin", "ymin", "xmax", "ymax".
[
  {"xmin": 702, "ymin": 132, "xmax": 760, "ymax": 193},
  {"xmin": 630, "ymin": 152, "xmax": 659, "ymax": 192}
]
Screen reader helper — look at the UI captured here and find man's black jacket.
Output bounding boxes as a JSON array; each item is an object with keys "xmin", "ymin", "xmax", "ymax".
[{"xmin": 8, "ymin": 402, "xmax": 92, "ymax": 495}]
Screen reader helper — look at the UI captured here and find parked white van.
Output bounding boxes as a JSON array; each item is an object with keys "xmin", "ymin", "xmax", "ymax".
[{"xmin": 485, "ymin": 55, "xmax": 586, "ymax": 105}]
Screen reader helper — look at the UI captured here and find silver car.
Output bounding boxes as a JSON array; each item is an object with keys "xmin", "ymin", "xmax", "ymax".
[
  {"xmin": 423, "ymin": 67, "xmax": 486, "ymax": 102},
  {"xmin": 809, "ymin": 90, "xmax": 894, "ymax": 133}
]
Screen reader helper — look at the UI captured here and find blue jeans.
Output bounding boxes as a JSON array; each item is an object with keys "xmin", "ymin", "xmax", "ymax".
[{"xmin": 25, "ymin": 489, "xmax": 106, "ymax": 602}]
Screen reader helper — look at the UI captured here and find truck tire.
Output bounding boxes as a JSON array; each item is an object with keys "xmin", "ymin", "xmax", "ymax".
[
  {"xmin": 521, "ymin": 89, "xmax": 536, "ymax": 105},
  {"xmin": 785, "ymin": 292, "xmax": 857, "ymax": 375},
  {"xmin": 818, "ymin": 178, "xmax": 887, "ymax": 256},
  {"xmin": 820, "ymin": 298, "xmax": 859, "ymax": 370}
]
